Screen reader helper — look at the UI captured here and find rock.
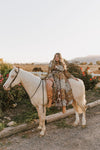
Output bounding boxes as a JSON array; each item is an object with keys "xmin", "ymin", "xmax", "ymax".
[
  {"xmin": 12, "ymin": 103, "xmax": 17, "ymax": 108},
  {"xmin": 4, "ymin": 116, "xmax": 11, "ymax": 121},
  {"xmin": 7, "ymin": 121, "xmax": 16, "ymax": 127}
]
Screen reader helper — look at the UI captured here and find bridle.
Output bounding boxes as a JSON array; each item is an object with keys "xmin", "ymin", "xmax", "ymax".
[{"xmin": 9, "ymin": 68, "xmax": 20, "ymax": 88}]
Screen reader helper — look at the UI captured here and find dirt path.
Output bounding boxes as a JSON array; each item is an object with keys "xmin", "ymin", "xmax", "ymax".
[{"xmin": 0, "ymin": 105, "xmax": 100, "ymax": 150}]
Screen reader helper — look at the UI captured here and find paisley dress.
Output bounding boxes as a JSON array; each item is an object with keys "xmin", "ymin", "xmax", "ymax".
[{"xmin": 47, "ymin": 60, "xmax": 74, "ymax": 107}]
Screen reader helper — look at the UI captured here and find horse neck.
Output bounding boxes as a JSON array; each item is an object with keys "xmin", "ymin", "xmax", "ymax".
[{"xmin": 20, "ymin": 69, "xmax": 41, "ymax": 97}]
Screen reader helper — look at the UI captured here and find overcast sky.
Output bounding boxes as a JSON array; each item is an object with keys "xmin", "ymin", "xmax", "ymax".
[{"xmin": 0, "ymin": 0, "xmax": 100, "ymax": 63}]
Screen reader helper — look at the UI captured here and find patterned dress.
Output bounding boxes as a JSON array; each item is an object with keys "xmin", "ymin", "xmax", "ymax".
[{"xmin": 47, "ymin": 60, "xmax": 74, "ymax": 107}]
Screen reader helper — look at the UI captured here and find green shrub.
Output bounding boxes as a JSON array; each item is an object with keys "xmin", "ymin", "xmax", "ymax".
[
  {"xmin": 67, "ymin": 63, "xmax": 82, "ymax": 78},
  {"xmin": 67, "ymin": 63, "xmax": 99, "ymax": 90},
  {"xmin": 0, "ymin": 63, "xmax": 28, "ymax": 112}
]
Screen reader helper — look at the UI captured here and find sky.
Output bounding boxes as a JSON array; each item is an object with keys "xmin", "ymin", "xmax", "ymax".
[{"xmin": 0, "ymin": 0, "xmax": 100, "ymax": 63}]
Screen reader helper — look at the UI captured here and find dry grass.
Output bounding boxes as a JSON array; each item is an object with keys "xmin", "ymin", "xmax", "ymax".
[
  {"xmin": 14, "ymin": 63, "xmax": 100, "ymax": 73},
  {"xmin": 14, "ymin": 63, "xmax": 49, "ymax": 72}
]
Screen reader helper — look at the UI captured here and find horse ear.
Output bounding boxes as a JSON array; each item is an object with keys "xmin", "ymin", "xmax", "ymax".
[{"xmin": 15, "ymin": 67, "xmax": 19, "ymax": 73}]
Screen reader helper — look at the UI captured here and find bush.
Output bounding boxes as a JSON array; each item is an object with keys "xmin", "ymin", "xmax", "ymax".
[
  {"xmin": 0, "ymin": 64, "xmax": 28, "ymax": 112},
  {"xmin": 67, "ymin": 63, "xmax": 99, "ymax": 90},
  {"xmin": 33, "ymin": 67, "xmax": 43, "ymax": 72},
  {"xmin": 96, "ymin": 61, "xmax": 100, "ymax": 65},
  {"xmin": 88, "ymin": 62, "xmax": 93, "ymax": 65},
  {"xmin": 80, "ymin": 62, "xmax": 87, "ymax": 65},
  {"xmin": 67, "ymin": 63, "xmax": 82, "ymax": 78}
]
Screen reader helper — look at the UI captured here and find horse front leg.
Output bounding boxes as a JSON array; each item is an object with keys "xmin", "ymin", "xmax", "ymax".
[
  {"xmin": 36, "ymin": 106, "xmax": 43, "ymax": 130},
  {"xmin": 38, "ymin": 105, "xmax": 46, "ymax": 136}
]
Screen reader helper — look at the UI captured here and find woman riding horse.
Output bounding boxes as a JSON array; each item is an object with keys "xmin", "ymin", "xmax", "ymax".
[{"xmin": 46, "ymin": 53, "xmax": 76, "ymax": 113}]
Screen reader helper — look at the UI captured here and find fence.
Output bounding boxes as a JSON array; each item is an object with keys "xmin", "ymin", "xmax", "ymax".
[
  {"xmin": 32, "ymin": 72, "xmax": 47, "ymax": 78},
  {"xmin": 91, "ymin": 73, "xmax": 100, "ymax": 78}
]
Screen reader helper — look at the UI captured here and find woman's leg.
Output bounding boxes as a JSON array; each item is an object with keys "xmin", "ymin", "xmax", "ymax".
[
  {"xmin": 46, "ymin": 78, "xmax": 53, "ymax": 108},
  {"xmin": 59, "ymin": 73, "xmax": 67, "ymax": 113}
]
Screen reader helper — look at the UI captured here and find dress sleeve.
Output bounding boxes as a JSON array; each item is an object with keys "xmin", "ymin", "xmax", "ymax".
[{"xmin": 64, "ymin": 70, "xmax": 75, "ymax": 79}]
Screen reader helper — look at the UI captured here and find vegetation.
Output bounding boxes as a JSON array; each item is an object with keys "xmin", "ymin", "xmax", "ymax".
[
  {"xmin": 80, "ymin": 62, "xmax": 87, "ymax": 65},
  {"xmin": 96, "ymin": 61, "xmax": 100, "ymax": 65},
  {"xmin": 67, "ymin": 63, "xmax": 99, "ymax": 90},
  {"xmin": 0, "ymin": 63, "xmax": 29, "ymax": 116},
  {"xmin": 88, "ymin": 62, "xmax": 93, "ymax": 65}
]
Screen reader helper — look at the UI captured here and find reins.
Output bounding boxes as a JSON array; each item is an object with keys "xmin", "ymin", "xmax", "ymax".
[
  {"xmin": 30, "ymin": 79, "xmax": 42, "ymax": 99},
  {"xmin": 30, "ymin": 79, "xmax": 45, "ymax": 113},
  {"xmin": 42, "ymin": 80, "xmax": 44, "ymax": 113}
]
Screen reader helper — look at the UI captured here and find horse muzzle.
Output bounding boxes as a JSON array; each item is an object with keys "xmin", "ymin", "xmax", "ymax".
[{"xmin": 3, "ymin": 84, "xmax": 10, "ymax": 91}]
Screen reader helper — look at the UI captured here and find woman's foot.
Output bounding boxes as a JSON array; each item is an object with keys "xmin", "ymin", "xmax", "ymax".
[{"xmin": 47, "ymin": 99, "xmax": 52, "ymax": 108}]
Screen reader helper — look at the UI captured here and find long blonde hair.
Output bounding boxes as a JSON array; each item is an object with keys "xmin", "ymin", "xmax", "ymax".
[{"xmin": 53, "ymin": 53, "xmax": 67, "ymax": 70}]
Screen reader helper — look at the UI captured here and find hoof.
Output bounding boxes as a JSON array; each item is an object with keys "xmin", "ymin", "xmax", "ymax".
[
  {"xmin": 72, "ymin": 122, "xmax": 79, "ymax": 127},
  {"xmin": 82, "ymin": 125, "xmax": 86, "ymax": 128},
  {"xmin": 40, "ymin": 130, "xmax": 46, "ymax": 137},
  {"xmin": 37, "ymin": 126, "xmax": 42, "ymax": 130}
]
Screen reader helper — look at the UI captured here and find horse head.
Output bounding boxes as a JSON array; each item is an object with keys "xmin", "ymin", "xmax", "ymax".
[{"xmin": 3, "ymin": 67, "xmax": 20, "ymax": 90}]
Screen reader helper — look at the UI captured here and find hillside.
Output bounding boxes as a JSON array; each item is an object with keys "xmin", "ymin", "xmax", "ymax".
[{"xmin": 69, "ymin": 55, "xmax": 100, "ymax": 64}]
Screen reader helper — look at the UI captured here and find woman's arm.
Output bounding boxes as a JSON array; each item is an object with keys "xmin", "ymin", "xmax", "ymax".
[{"xmin": 64, "ymin": 70, "xmax": 79, "ymax": 80}]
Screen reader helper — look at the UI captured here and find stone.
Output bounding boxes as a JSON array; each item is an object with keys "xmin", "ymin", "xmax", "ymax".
[
  {"xmin": 4, "ymin": 116, "xmax": 11, "ymax": 121},
  {"xmin": 7, "ymin": 121, "xmax": 16, "ymax": 127}
]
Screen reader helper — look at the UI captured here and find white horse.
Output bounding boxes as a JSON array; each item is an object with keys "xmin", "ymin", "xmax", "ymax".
[{"xmin": 3, "ymin": 67, "xmax": 87, "ymax": 136}]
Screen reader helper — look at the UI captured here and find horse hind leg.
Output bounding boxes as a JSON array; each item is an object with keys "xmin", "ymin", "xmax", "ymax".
[
  {"xmin": 82, "ymin": 111, "xmax": 86, "ymax": 128},
  {"xmin": 72, "ymin": 100, "xmax": 86, "ymax": 127},
  {"xmin": 75, "ymin": 102, "xmax": 87, "ymax": 127},
  {"xmin": 73, "ymin": 111, "xmax": 80, "ymax": 127}
]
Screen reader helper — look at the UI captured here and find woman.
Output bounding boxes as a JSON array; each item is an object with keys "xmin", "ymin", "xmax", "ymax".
[{"xmin": 46, "ymin": 53, "xmax": 75, "ymax": 113}]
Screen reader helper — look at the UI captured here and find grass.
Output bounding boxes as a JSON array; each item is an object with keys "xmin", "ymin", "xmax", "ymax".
[
  {"xmin": 0, "ymin": 122, "xmax": 5, "ymax": 131},
  {"xmin": 54, "ymin": 119, "xmax": 73, "ymax": 128},
  {"xmin": 86, "ymin": 89, "xmax": 100, "ymax": 103}
]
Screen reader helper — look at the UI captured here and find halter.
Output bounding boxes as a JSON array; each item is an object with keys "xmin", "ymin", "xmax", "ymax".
[{"xmin": 9, "ymin": 68, "xmax": 20, "ymax": 88}]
